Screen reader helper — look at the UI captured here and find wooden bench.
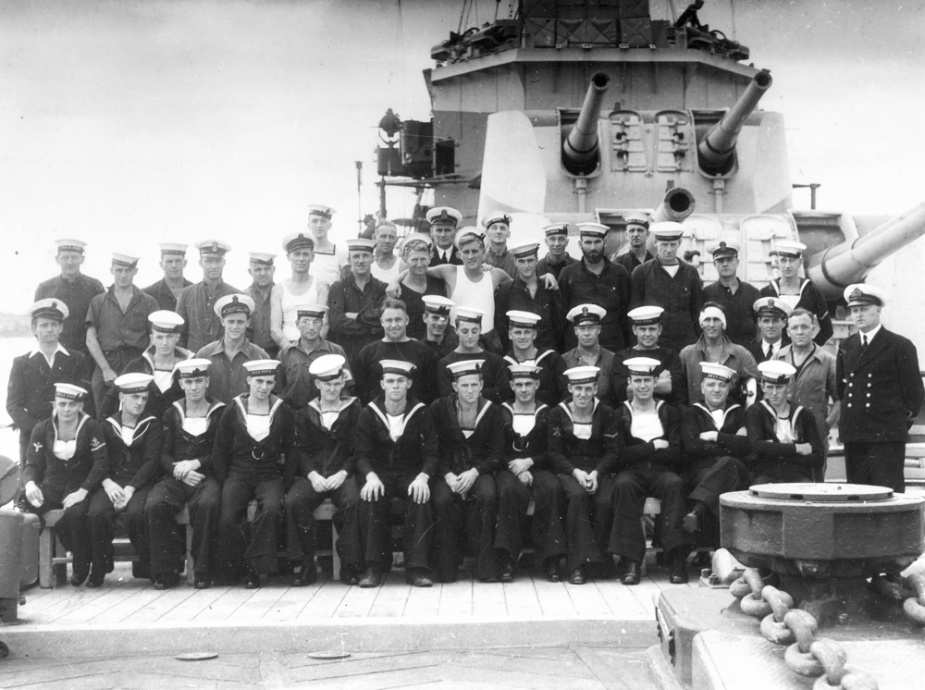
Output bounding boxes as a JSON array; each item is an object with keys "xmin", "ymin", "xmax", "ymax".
[{"xmin": 39, "ymin": 499, "xmax": 340, "ymax": 588}]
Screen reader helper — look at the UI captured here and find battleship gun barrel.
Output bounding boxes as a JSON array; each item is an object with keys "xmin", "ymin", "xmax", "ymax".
[
  {"xmin": 807, "ymin": 202, "xmax": 925, "ymax": 298},
  {"xmin": 697, "ymin": 70, "xmax": 772, "ymax": 175},
  {"xmin": 652, "ymin": 187, "xmax": 696, "ymax": 223},
  {"xmin": 562, "ymin": 72, "xmax": 612, "ymax": 175}
]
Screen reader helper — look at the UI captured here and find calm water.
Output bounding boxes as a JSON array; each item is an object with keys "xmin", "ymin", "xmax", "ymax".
[{"xmin": 0, "ymin": 336, "xmax": 44, "ymax": 460}]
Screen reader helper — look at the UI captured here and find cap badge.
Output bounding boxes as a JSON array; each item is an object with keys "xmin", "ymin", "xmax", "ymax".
[
  {"xmin": 849, "ymin": 288, "xmax": 863, "ymax": 301},
  {"xmin": 768, "ymin": 299, "xmax": 774, "ymax": 307},
  {"xmin": 439, "ymin": 210, "xmax": 448, "ymax": 221}
]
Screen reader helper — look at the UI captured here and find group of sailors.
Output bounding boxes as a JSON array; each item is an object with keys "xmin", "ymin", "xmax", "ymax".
[{"xmin": 8, "ymin": 203, "xmax": 923, "ymax": 591}]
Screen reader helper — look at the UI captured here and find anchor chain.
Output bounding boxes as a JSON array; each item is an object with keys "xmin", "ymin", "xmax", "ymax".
[
  {"xmin": 730, "ymin": 567, "xmax": 879, "ymax": 690},
  {"xmin": 902, "ymin": 572, "xmax": 925, "ymax": 627}
]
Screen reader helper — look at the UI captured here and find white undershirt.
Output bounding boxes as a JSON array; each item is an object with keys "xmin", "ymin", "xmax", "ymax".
[
  {"xmin": 512, "ymin": 413, "xmax": 536, "ymax": 437},
  {"xmin": 387, "ymin": 413, "xmax": 406, "ymax": 442},
  {"xmin": 53, "ymin": 439, "xmax": 77, "ymax": 460},
  {"xmin": 709, "ymin": 409, "xmax": 725, "ymax": 429},
  {"xmin": 182, "ymin": 417, "xmax": 208, "ymax": 437},
  {"xmin": 774, "ymin": 416, "xmax": 794, "ymax": 444},
  {"xmin": 153, "ymin": 370, "xmax": 174, "ymax": 393},
  {"xmin": 573, "ymin": 423, "xmax": 592, "ymax": 440},
  {"xmin": 321, "ymin": 411, "xmax": 339, "ymax": 431},
  {"xmin": 631, "ymin": 412, "xmax": 664, "ymax": 442},
  {"xmin": 662, "ymin": 264, "xmax": 680, "ymax": 278},
  {"xmin": 246, "ymin": 413, "xmax": 271, "ymax": 442},
  {"xmin": 120, "ymin": 427, "xmax": 136, "ymax": 446}
]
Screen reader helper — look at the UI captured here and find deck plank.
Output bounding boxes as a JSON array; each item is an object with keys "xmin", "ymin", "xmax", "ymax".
[
  {"xmin": 231, "ymin": 584, "xmax": 287, "ymax": 621},
  {"xmin": 191, "ymin": 586, "xmax": 260, "ymax": 623},
  {"xmin": 122, "ymin": 585, "xmax": 199, "ymax": 624},
  {"xmin": 332, "ymin": 575, "xmax": 386, "ymax": 618},
  {"xmin": 402, "ymin": 575, "xmax": 442, "ymax": 618},
  {"xmin": 563, "ymin": 576, "xmax": 615, "ymax": 618},
  {"xmin": 532, "ymin": 577, "xmax": 578, "ymax": 618},
  {"xmin": 366, "ymin": 570, "xmax": 409, "ymax": 618},
  {"xmin": 51, "ymin": 581, "xmax": 134, "ymax": 625},
  {"xmin": 263, "ymin": 586, "xmax": 312, "ymax": 622},
  {"xmin": 157, "ymin": 586, "xmax": 228, "ymax": 624},
  {"xmin": 438, "ymin": 576, "xmax": 473, "ymax": 618},
  {"xmin": 295, "ymin": 578, "xmax": 347, "ymax": 620},
  {"xmin": 90, "ymin": 586, "xmax": 167, "ymax": 624},
  {"xmin": 502, "ymin": 576, "xmax": 543, "ymax": 618}
]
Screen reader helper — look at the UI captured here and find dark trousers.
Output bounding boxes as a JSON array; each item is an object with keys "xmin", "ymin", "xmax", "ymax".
[
  {"xmin": 752, "ymin": 462, "xmax": 814, "ymax": 486},
  {"xmin": 845, "ymin": 441, "xmax": 906, "ymax": 493},
  {"xmin": 531, "ymin": 469, "xmax": 567, "ymax": 561},
  {"xmin": 432, "ymin": 474, "xmax": 498, "ymax": 582},
  {"xmin": 24, "ymin": 485, "xmax": 92, "ymax": 578},
  {"xmin": 689, "ymin": 457, "xmax": 750, "ymax": 514},
  {"xmin": 218, "ymin": 476, "xmax": 284, "ymax": 578},
  {"xmin": 559, "ymin": 473, "xmax": 615, "ymax": 572},
  {"xmin": 688, "ymin": 457, "xmax": 750, "ymax": 549},
  {"xmin": 358, "ymin": 472, "xmax": 433, "ymax": 571},
  {"xmin": 493, "ymin": 470, "xmax": 530, "ymax": 563},
  {"xmin": 145, "ymin": 476, "xmax": 221, "ymax": 577},
  {"xmin": 285, "ymin": 475, "xmax": 361, "ymax": 570},
  {"xmin": 610, "ymin": 468, "xmax": 691, "ymax": 564},
  {"xmin": 87, "ymin": 484, "xmax": 152, "ymax": 578}
]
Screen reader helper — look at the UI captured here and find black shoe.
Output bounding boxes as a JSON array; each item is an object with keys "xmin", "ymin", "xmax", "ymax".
[
  {"xmin": 567, "ymin": 566, "xmax": 586, "ymax": 585},
  {"xmin": 87, "ymin": 571, "xmax": 105, "ymax": 589},
  {"xmin": 544, "ymin": 558, "xmax": 561, "ymax": 583},
  {"xmin": 358, "ymin": 565, "xmax": 381, "ymax": 588},
  {"xmin": 499, "ymin": 559, "xmax": 515, "ymax": 583},
  {"xmin": 244, "ymin": 569, "xmax": 262, "ymax": 589},
  {"xmin": 669, "ymin": 552, "xmax": 689, "ymax": 584},
  {"xmin": 69, "ymin": 569, "xmax": 89, "ymax": 587},
  {"xmin": 622, "ymin": 561, "xmax": 641, "ymax": 586},
  {"xmin": 292, "ymin": 563, "xmax": 317, "ymax": 587},
  {"xmin": 340, "ymin": 565, "xmax": 360, "ymax": 586},
  {"xmin": 154, "ymin": 571, "xmax": 180, "ymax": 590},
  {"xmin": 408, "ymin": 569, "xmax": 433, "ymax": 588},
  {"xmin": 194, "ymin": 573, "xmax": 213, "ymax": 590}
]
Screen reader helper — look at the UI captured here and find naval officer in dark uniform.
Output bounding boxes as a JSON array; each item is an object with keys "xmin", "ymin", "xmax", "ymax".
[
  {"xmin": 34, "ymin": 238, "xmax": 104, "ymax": 360},
  {"xmin": 427, "ymin": 207, "xmax": 464, "ymax": 266},
  {"xmin": 836, "ymin": 284, "xmax": 923, "ymax": 493}
]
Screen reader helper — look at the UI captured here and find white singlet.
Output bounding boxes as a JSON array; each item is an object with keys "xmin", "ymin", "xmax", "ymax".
[
  {"xmin": 371, "ymin": 257, "xmax": 401, "ymax": 284},
  {"xmin": 182, "ymin": 417, "xmax": 208, "ymax": 437},
  {"xmin": 449, "ymin": 266, "xmax": 496, "ymax": 334},
  {"xmin": 281, "ymin": 279, "xmax": 322, "ymax": 342},
  {"xmin": 631, "ymin": 411, "xmax": 664, "ymax": 442},
  {"xmin": 246, "ymin": 413, "xmax": 271, "ymax": 442},
  {"xmin": 53, "ymin": 439, "xmax": 77, "ymax": 460}
]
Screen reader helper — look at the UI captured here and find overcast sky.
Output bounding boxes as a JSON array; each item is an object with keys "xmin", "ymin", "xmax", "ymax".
[{"xmin": 1, "ymin": 0, "xmax": 923, "ymax": 308}]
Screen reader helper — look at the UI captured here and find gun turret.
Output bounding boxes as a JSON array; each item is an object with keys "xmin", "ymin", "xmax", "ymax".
[
  {"xmin": 697, "ymin": 70, "xmax": 772, "ymax": 175},
  {"xmin": 807, "ymin": 202, "xmax": 925, "ymax": 299},
  {"xmin": 562, "ymin": 72, "xmax": 612, "ymax": 176}
]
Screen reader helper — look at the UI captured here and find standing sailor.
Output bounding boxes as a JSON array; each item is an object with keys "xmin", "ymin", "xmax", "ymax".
[
  {"xmin": 175, "ymin": 240, "xmax": 240, "ymax": 353},
  {"xmin": 243, "ymin": 252, "xmax": 278, "ymax": 359},
  {"xmin": 305, "ymin": 204, "xmax": 348, "ymax": 288},
  {"xmin": 34, "ymin": 238, "xmax": 104, "ymax": 360},
  {"xmin": 759, "ymin": 240, "xmax": 833, "ymax": 345},
  {"xmin": 143, "ymin": 243, "xmax": 192, "ymax": 311},
  {"xmin": 270, "ymin": 232, "xmax": 330, "ymax": 353}
]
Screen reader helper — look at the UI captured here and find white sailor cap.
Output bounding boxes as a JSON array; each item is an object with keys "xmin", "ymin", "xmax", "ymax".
[
  {"xmin": 509, "ymin": 363, "xmax": 542, "ymax": 380},
  {"xmin": 346, "ymin": 238, "xmax": 376, "ymax": 254},
  {"xmin": 710, "ymin": 240, "xmax": 740, "ymax": 260},
  {"xmin": 623, "ymin": 212, "xmax": 651, "ymax": 229},
  {"xmin": 623, "ymin": 357, "xmax": 661, "ymax": 377},
  {"xmin": 55, "ymin": 239, "xmax": 87, "ymax": 254},
  {"xmin": 753, "ymin": 296, "xmax": 792, "ymax": 319},
  {"xmin": 651, "ymin": 222, "xmax": 686, "ymax": 242},
  {"xmin": 506, "ymin": 310, "xmax": 542, "ymax": 329},
  {"xmin": 700, "ymin": 362, "xmax": 736, "ymax": 382},
  {"xmin": 563, "ymin": 365, "xmax": 600, "ymax": 385},
  {"xmin": 380, "ymin": 359, "xmax": 415, "ymax": 378},
  {"xmin": 422, "ymin": 295, "xmax": 455, "ymax": 317},
  {"xmin": 771, "ymin": 240, "xmax": 806, "ymax": 258},
  {"xmin": 115, "ymin": 373, "xmax": 154, "ymax": 394},
  {"xmin": 454, "ymin": 227, "xmax": 485, "ymax": 249},
  {"xmin": 481, "ymin": 211, "xmax": 511, "ymax": 229},
  {"xmin": 628, "ymin": 305, "xmax": 664, "ymax": 325},
  {"xmin": 249, "ymin": 252, "xmax": 276, "ymax": 265},
  {"xmin": 454, "ymin": 306, "xmax": 485, "ymax": 324},
  {"xmin": 159, "ymin": 243, "xmax": 188, "ymax": 256},
  {"xmin": 400, "ymin": 233, "xmax": 434, "ymax": 251},
  {"xmin": 307, "ymin": 204, "xmax": 335, "ymax": 220},
  {"xmin": 54, "ymin": 382, "xmax": 88, "ymax": 401},
  {"xmin": 447, "ymin": 359, "xmax": 483, "ymax": 379},
  {"xmin": 196, "ymin": 239, "xmax": 231, "ymax": 256},
  {"xmin": 148, "ymin": 310, "xmax": 184, "ymax": 333},
  {"xmin": 426, "ymin": 207, "xmax": 462, "ymax": 227},
  {"xmin": 30, "ymin": 298, "xmax": 69, "ymax": 322},
  {"xmin": 283, "ymin": 232, "xmax": 315, "ymax": 253},
  {"xmin": 758, "ymin": 360, "xmax": 795, "ymax": 384},
  {"xmin": 309, "ymin": 354, "xmax": 347, "ymax": 381},
  {"xmin": 296, "ymin": 303, "xmax": 328, "ymax": 320},
  {"xmin": 176, "ymin": 358, "xmax": 211, "ymax": 378},
  {"xmin": 510, "ymin": 242, "xmax": 540, "ymax": 259},
  {"xmin": 577, "ymin": 222, "xmax": 609, "ymax": 240},
  {"xmin": 243, "ymin": 359, "xmax": 280, "ymax": 377},
  {"xmin": 543, "ymin": 223, "xmax": 571, "ymax": 237},
  {"xmin": 214, "ymin": 293, "xmax": 255, "ymax": 319},
  {"xmin": 112, "ymin": 252, "xmax": 139, "ymax": 268},
  {"xmin": 844, "ymin": 283, "xmax": 887, "ymax": 308},
  {"xmin": 567, "ymin": 303, "xmax": 607, "ymax": 325}
]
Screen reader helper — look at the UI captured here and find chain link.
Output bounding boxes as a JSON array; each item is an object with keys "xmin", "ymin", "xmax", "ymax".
[
  {"xmin": 902, "ymin": 572, "xmax": 925, "ymax": 626},
  {"xmin": 730, "ymin": 567, "xmax": 879, "ymax": 690}
]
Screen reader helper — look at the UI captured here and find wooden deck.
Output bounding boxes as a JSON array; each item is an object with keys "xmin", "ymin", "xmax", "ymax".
[{"xmin": 5, "ymin": 558, "xmax": 699, "ymax": 658}]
